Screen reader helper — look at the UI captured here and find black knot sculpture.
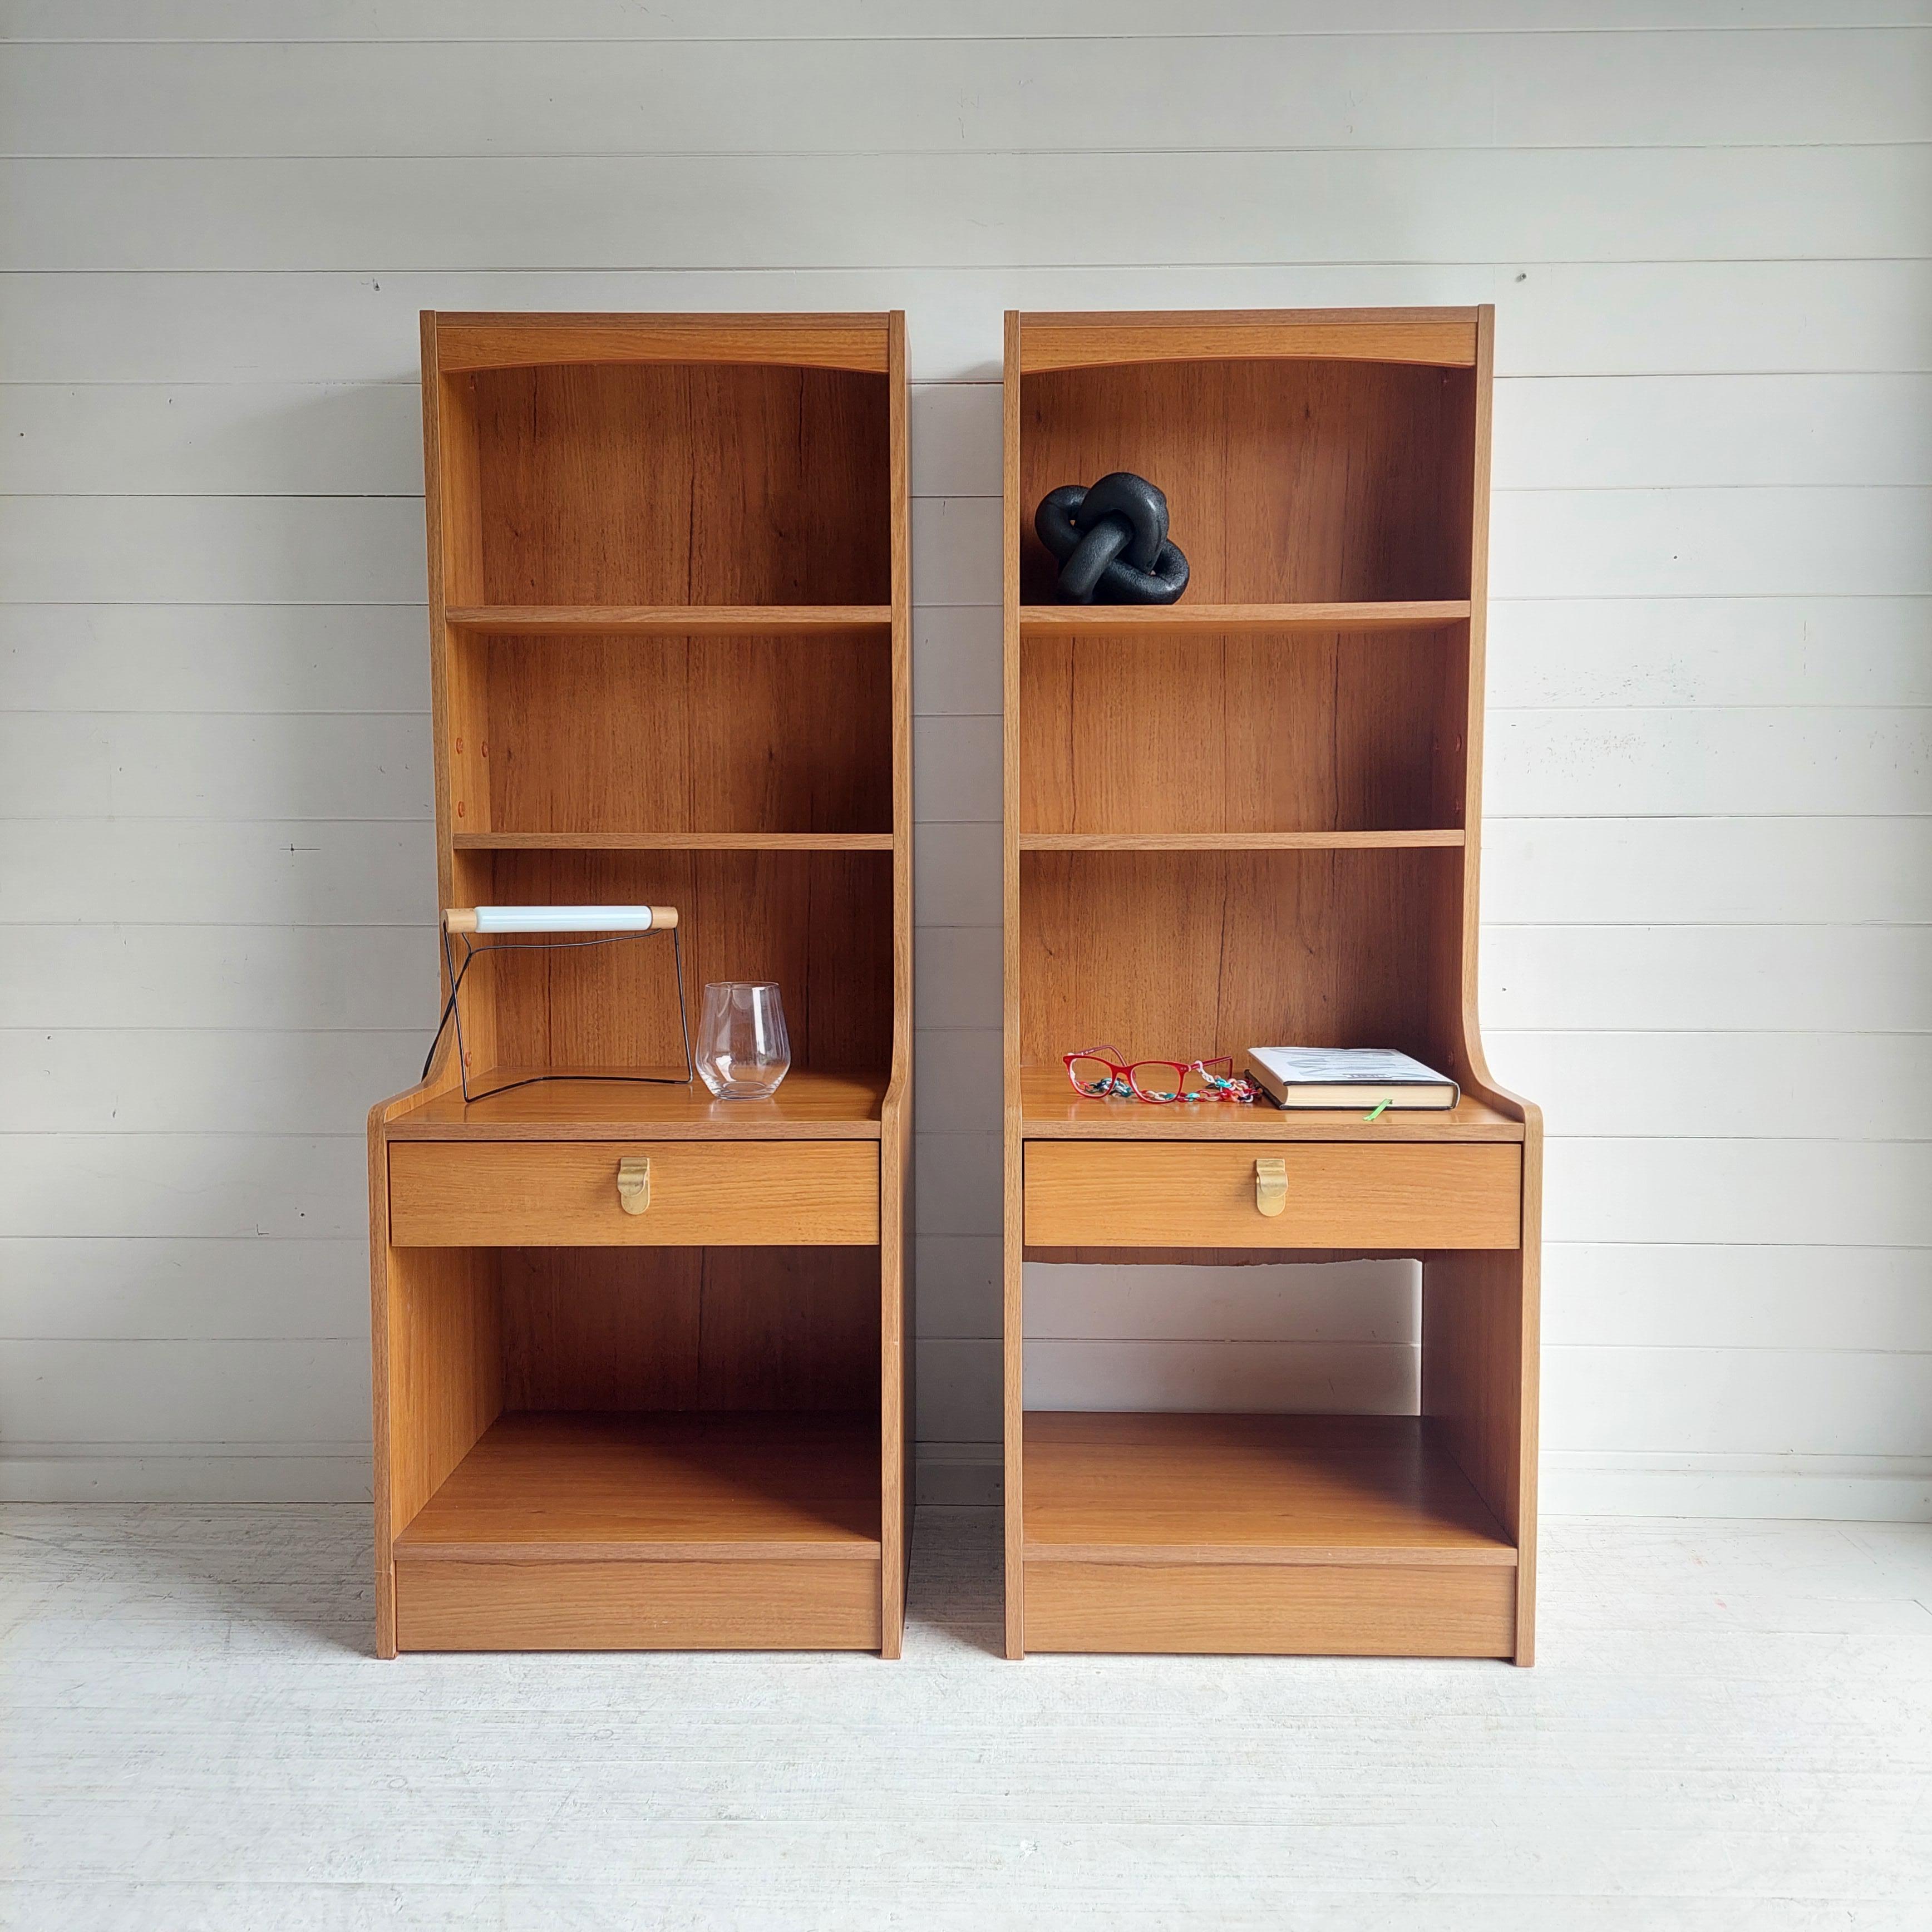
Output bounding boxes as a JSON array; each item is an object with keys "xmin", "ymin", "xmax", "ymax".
[{"xmin": 1036, "ymin": 471, "xmax": 1190, "ymax": 605}]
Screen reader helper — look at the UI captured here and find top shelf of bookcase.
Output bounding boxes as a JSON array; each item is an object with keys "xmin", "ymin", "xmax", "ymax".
[
  {"xmin": 446, "ymin": 605, "xmax": 892, "ymax": 637},
  {"xmin": 1018, "ymin": 601, "xmax": 1468, "ymax": 638}
]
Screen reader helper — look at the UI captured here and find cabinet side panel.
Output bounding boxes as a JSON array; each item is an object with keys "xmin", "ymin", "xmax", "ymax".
[
  {"xmin": 387, "ymin": 1244, "xmax": 502, "ymax": 1536},
  {"xmin": 1420, "ymin": 1249, "xmax": 1526, "ymax": 1545},
  {"xmin": 881, "ymin": 310, "xmax": 914, "ymax": 1656},
  {"xmin": 1002, "ymin": 312, "xmax": 1027, "ymax": 1659}
]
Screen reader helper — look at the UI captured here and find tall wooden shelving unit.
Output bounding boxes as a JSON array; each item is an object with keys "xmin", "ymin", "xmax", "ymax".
[
  {"xmin": 1001, "ymin": 308, "xmax": 1541, "ymax": 1662},
  {"xmin": 368, "ymin": 313, "xmax": 911, "ymax": 1655}
]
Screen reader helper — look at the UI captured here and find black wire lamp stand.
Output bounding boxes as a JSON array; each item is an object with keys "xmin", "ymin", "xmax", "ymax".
[{"xmin": 421, "ymin": 904, "xmax": 693, "ymax": 1105}]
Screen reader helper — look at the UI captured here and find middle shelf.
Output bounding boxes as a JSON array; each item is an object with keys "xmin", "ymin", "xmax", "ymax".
[
  {"xmin": 1018, "ymin": 831, "xmax": 1463, "ymax": 851},
  {"xmin": 1018, "ymin": 600, "xmax": 1470, "ymax": 637},
  {"xmin": 447, "ymin": 605, "xmax": 891, "ymax": 636},
  {"xmin": 454, "ymin": 832, "xmax": 895, "ymax": 851}
]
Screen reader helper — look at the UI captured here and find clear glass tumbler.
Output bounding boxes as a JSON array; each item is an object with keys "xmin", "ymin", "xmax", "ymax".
[{"xmin": 694, "ymin": 981, "xmax": 791, "ymax": 1099}]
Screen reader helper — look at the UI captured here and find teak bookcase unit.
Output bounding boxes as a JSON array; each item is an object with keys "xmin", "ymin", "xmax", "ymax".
[
  {"xmin": 1001, "ymin": 307, "xmax": 1542, "ymax": 1663},
  {"xmin": 367, "ymin": 312, "xmax": 912, "ymax": 1657}
]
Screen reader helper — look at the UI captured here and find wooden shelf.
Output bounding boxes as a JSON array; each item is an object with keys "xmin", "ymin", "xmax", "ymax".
[
  {"xmin": 1019, "ymin": 600, "xmax": 1470, "ymax": 637},
  {"xmin": 453, "ymin": 831, "xmax": 895, "ymax": 852},
  {"xmin": 1022, "ymin": 1413, "xmax": 1514, "ymax": 1566},
  {"xmin": 447, "ymin": 605, "xmax": 891, "ymax": 636},
  {"xmin": 1017, "ymin": 1064, "xmax": 1520, "ymax": 1142},
  {"xmin": 1018, "ymin": 830, "xmax": 1463, "ymax": 852},
  {"xmin": 395, "ymin": 1411, "xmax": 881, "ymax": 1564},
  {"xmin": 390, "ymin": 1068, "xmax": 887, "ymax": 1140}
]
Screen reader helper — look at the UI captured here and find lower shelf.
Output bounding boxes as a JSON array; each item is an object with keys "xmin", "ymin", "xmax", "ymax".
[
  {"xmin": 1021, "ymin": 1412, "xmax": 1517, "ymax": 1657},
  {"xmin": 391, "ymin": 1410, "xmax": 882, "ymax": 1652}
]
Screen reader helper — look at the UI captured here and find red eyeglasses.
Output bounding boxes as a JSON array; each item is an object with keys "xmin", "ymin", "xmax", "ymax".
[{"xmin": 1063, "ymin": 1044, "xmax": 1258, "ymax": 1105}]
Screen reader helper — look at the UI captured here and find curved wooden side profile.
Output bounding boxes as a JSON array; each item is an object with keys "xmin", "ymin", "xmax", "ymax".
[{"xmin": 1002, "ymin": 305, "xmax": 1541, "ymax": 1664}]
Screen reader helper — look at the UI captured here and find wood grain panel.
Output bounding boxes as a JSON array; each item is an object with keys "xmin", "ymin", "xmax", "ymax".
[
  {"xmin": 1017, "ymin": 1064, "xmax": 1520, "ymax": 1141},
  {"xmin": 1023, "ymin": 1560, "xmax": 1515, "ymax": 1655},
  {"xmin": 1018, "ymin": 847, "xmax": 1457, "ymax": 1072},
  {"xmin": 497, "ymin": 1247, "xmax": 702, "ymax": 1411},
  {"xmin": 1023, "ymin": 1412, "xmax": 1512, "ymax": 1562},
  {"xmin": 390, "ymin": 1070, "xmax": 886, "ymax": 1141},
  {"xmin": 383, "ymin": 1245, "xmax": 500, "ymax": 1541},
  {"xmin": 696, "ymin": 1247, "xmax": 880, "ymax": 1411},
  {"xmin": 474, "ymin": 848, "xmax": 892, "ymax": 1078},
  {"xmin": 880, "ymin": 307, "xmax": 914, "ymax": 1659},
  {"xmin": 392, "ymin": 1410, "xmax": 880, "ymax": 1558},
  {"xmin": 467, "ymin": 362, "xmax": 888, "ymax": 607},
  {"xmin": 1018, "ymin": 602, "xmax": 1470, "ymax": 635},
  {"xmin": 1018, "ymin": 625, "xmax": 1462, "ymax": 835},
  {"xmin": 436, "ymin": 312, "xmax": 889, "ymax": 374},
  {"xmin": 477, "ymin": 629, "xmax": 890, "ymax": 836},
  {"xmin": 1018, "ymin": 358, "xmax": 1475, "ymax": 604},
  {"xmin": 388, "ymin": 1140, "xmax": 880, "ymax": 1246},
  {"xmin": 1019, "ymin": 310, "xmax": 1480, "ymax": 371},
  {"xmin": 394, "ymin": 1556, "xmax": 882, "ymax": 1651},
  {"xmin": 1025, "ymin": 1140, "xmax": 1519, "ymax": 1252},
  {"xmin": 447, "ymin": 605, "xmax": 890, "ymax": 634}
]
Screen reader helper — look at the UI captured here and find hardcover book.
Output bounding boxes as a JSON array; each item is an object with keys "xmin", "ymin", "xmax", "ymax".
[{"xmin": 1242, "ymin": 1046, "xmax": 1460, "ymax": 1110}]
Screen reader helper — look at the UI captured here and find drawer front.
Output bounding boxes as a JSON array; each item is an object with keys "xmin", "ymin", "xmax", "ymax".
[
  {"xmin": 1024, "ymin": 1141, "xmax": 1520, "ymax": 1250},
  {"xmin": 388, "ymin": 1141, "xmax": 880, "ymax": 1246}
]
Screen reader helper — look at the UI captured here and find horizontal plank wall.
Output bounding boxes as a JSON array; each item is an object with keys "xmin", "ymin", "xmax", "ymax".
[{"xmin": 2, "ymin": 3, "xmax": 1929, "ymax": 1520}]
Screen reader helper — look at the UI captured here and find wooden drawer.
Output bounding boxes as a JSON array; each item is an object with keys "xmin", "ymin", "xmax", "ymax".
[
  {"xmin": 388, "ymin": 1140, "xmax": 879, "ymax": 1246},
  {"xmin": 1024, "ymin": 1140, "xmax": 1519, "ymax": 1250}
]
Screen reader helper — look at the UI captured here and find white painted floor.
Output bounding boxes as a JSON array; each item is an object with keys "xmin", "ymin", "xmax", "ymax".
[{"xmin": 3, "ymin": 1507, "xmax": 1929, "ymax": 1930}]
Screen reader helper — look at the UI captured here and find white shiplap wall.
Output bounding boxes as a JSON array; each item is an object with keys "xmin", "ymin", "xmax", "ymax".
[{"xmin": 2, "ymin": 2, "xmax": 1927, "ymax": 1518}]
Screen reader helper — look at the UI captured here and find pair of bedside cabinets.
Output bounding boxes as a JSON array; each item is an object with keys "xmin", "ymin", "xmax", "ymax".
[{"xmin": 367, "ymin": 307, "xmax": 1541, "ymax": 1666}]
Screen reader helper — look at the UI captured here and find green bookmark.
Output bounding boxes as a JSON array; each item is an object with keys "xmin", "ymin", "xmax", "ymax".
[{"xmin": 1364, "ymin": 1098, "xmax": 1392, "ymax": 1122}]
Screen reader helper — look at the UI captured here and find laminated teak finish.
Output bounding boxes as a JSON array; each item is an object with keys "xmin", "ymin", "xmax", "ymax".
[
  {"xmin": 1001, "ymin": 308, "xmax": 1541, "ymax": 1662},
  {"xmin": 1023, "ymin": 1142, "xmax": 1521, "ymax": 1252},
  {"xmin": 367, "ymin": 312, "xmax": 913, "ymax": 1657},
  {"xmin": 388, "ymin": 1141, "xmax": 882, "ymax": 1248}
]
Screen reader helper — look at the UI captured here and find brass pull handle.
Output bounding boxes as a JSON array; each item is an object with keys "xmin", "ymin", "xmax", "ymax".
[
  {"xmin": 616, "ymin": 1155, "xmax": 651, "ymax": 1215},
  {"xmin": 1254, "ymin": 1157, "xmax": 1287, "ymax": 1218}
]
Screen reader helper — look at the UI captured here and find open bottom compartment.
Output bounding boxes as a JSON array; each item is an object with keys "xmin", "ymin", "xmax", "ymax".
[
  {"xmin": 381, "ymin": 1244, "xmax": 884, "ymax": 1651},
  {"xmin": 1021, "ymin": 1412, "xmax": 1516, "ymax": 1657}
]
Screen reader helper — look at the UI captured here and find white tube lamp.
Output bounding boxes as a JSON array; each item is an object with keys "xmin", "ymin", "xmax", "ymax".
[{"xmin": 444, "ymin": 905, "xmax": 679, "ymax": 934}]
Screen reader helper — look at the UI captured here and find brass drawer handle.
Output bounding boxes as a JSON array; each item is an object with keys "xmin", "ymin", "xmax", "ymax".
[
  {"xmin": 1254, "ymin": 1157, "xmax": 1287, "ymax": 1218},
  {"xmin": 616, "ymin": 1155, "xmax": 651, "ymax": 1215}
]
